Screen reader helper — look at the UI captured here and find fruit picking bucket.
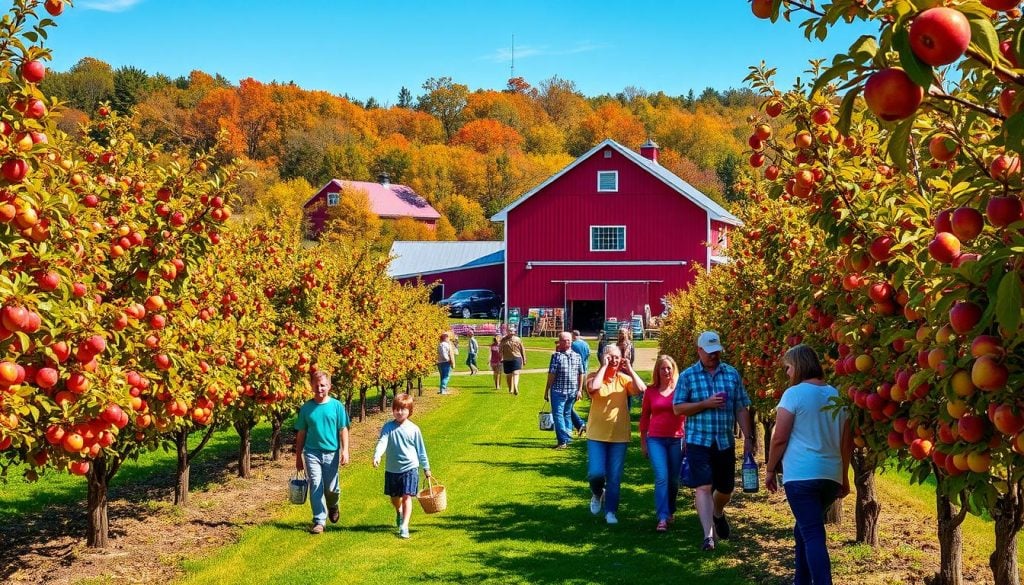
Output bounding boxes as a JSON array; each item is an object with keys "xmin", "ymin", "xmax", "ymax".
[{"xmin": 288, "ymin": 471, "xmax": 308, "ymax": 505}]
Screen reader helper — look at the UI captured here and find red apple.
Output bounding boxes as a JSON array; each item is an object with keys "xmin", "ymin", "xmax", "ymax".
[
  {"xmin": 44, "ymin": 0, "xmax": 64, "ymax": 16},
  {"xmin": 986, "ymin": 196, "xmax": 1023, "ymax": 228},
  {"xmin": 869, "ymin": 235, "xmax": 896, "ymax": 262},
  {"xmin": 990, "ymin": 154, "xmax": 1021, "ymax": 181},
  {"xmin": 949, "ymin": 301, "xmax": 983, "ymax": 334},
  {"xmin": 950, "ymin": 207, "xmax": 983, "ymax": 242},
  {"xmin": 909, "ymin": 438, "xmax": 934, "ymax": 460},
  {"xmin": 971, "ymin": 335, "xmax": 1005, "ymax": 358},
  {"xmin": 983, "ymin": 0, "xmax": 1020, "ymax": 11},
  {"xmin": 992, "ymin": 405, "xmax": 1024, "ymax": 436},
  {"xmin": 958, "ymin": 415, "xmax": 986, "ymax": 443},
  {"xmin": 864, "ymin": 68, "xmax": 924, "ymax": 121},
  {"xmin": 928, "ymin": 134, "xmax": 959, "ymax": 161},
  {"xmin": 752, "ymin": 0, "xmax": 773, "ymax": 18},
  {"xmin": 928, "ymin": 232, "xmax": 961, "ymax": 263},
  {"xmin": 972, "ymin": 355, "xmax": 1008, "ymax": 391},
  {"xmin": 909, "ymin": 8, "xmax": 971, "ymax": 66},
  {"xmin": 1, "ymin": 158, "xmax": 28, "ymax": 183},
  {"xmin": 20, "ymin": 60, "xmax": 45, "ymax": 84}
]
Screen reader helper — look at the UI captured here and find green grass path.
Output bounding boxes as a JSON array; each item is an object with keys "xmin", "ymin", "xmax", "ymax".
[{"xmin": 179, "ymin": 371, "xmax": 753, "ymax": 585}]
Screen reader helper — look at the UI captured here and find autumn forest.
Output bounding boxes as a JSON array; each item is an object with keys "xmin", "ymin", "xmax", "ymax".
[{"xmin": 43, "ymin": 57, "xmax": 760, "ymax": 245}]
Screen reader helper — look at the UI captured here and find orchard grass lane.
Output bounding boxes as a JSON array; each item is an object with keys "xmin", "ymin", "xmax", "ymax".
[
  {"xmin": 0, "ymin": 372, "xmax": 1012, "ymax": 583},
  {"xmin": 179, "ymin": 371, "xmax": 753, "ymax": 585},
  {"xmin": 178, "ymin": 371, "xmax": 1014, "ymax": 585}
]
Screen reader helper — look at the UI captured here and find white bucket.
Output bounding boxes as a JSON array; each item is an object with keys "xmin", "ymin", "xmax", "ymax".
[
  {"xmin": 538, "ymin": 411, "xmax": 554, "ymax": 431},
  {"xmin": 288, "ymin": 472, "xmax": 308, "ymax": 505}
]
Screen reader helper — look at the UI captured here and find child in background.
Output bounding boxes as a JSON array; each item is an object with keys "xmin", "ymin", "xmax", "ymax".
[
  {"xmin": 466, "ymin": 330, "xmax": 479, "ymax": 375},
  {"xmin": 489, "ymin": 336, "xmax": 501, "ymax": 390},
  {"xmin": 373, "ymin": 393, "xmax": 431, "ymax": 539}
]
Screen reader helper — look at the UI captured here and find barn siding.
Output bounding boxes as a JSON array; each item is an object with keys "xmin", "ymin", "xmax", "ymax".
[
  {"xmin": 505, "ymin": 145, "xmax": 707, "ymax": 318},
  {"xmin": 397, "ymin": 264, "xmax": 504, "ymax": 301}
]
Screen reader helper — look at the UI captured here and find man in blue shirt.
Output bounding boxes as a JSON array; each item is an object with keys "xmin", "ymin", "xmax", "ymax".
[
  {"xmin": 544, "ymin": 331, "xmax": 584, "ymax": 449},
  {"xmin": 570, "ymin": 330, "xmax": 591, "ymax": 435},
  {"xmin": 673, "ymin": 331, "xmax": 754, "ymax": 551},
  {"xmin": 295, "ymin": 371, "xmax": 351, "ymax": 534}
]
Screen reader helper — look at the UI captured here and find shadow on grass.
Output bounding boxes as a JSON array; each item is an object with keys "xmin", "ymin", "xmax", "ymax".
[
  {"xmin": 456, "ymin": 427, "xmax": 795, "ymax": 585},
  {"xmin": 0, "ymin": 423, "xmax": 278, "ymax": 582}
]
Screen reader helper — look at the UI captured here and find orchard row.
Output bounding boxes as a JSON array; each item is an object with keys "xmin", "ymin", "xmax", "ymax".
[
  {"xmin": 664, "ymin": 1, "xmax": 1023, "ymax": 584},
  {"xmin": 0, "ymin": 1, "xmax": 447, "ymax": 548}
]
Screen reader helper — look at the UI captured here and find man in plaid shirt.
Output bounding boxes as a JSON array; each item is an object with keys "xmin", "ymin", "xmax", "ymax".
[
  {"xmin": 544, "ymin": 331, "xmax": 584, "ymax": 449},
  {"xmin": 673, "ymin": 330, "xmax": 754, "ymax": 551}
]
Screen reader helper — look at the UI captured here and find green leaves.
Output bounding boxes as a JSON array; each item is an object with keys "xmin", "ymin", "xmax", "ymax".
[
  {"xmin": 887, "ymin": 116, "xmax": 916, "ymax": 171},
  {"xmin": 964, "ymin": 6, "xmax": 1001, "ymax": 63},
  {"xmin": 892, "ymin": 26, "xmax": 935, "ymax": 89},
  {"xmin": 995, "ymin": 271, "xmax": 1022, "ymax": 337}
]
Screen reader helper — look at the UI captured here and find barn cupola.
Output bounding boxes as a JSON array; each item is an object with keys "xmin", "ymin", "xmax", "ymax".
[
  {"xmin": 378, "ymin": 171, "xmax": 391, "ymax": 188},
  {"xmin": 640, "ymin": 139, "xmax": 659, "ymax": 164}
]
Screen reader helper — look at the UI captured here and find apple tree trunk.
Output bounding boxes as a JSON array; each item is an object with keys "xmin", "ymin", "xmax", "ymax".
[
  {"xmin": 174, "ymin": 430, "xmax": 190, "ymax": 506},
  {"xmin": 234, "ymin": 420, "xmax": 253, "ymax": 479},
  {"xmin": 852, "ymin": 448, "xmax": 880, "ymax": 546},
  {"xmin": 270, "ymin": 412, "xmax": 285, "ymax": 462},
  {"xmin": 989, "ymin": 477, "xmax": 1023, "ymax": 585},
  {"xmin": 378, "ymin": 383, "xmax": 386, "ymax": 412},
  {"xmin": 934, "ymin": 482, "xmax": 966, "ymax": 585},
  {"xmin": 86, "ymin": 454, "xmax": 120, "ymax": 548},
  {"xmin": 358, "ymin": 387, "xmax": 367, "ymax": 423},
  {"xmin": 417, "ymin": 377, "xmax": 423, "ymax": 397}
]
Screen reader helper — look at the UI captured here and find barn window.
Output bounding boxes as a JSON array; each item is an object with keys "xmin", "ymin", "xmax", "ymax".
[
  {"xmin": 597, "ymin": 171, "xmax": 618, "ymax": 192},
  {"xmin": 327, "ymin": 192, "xmax": 340, "ymax": 206},
  {"xmin": 590, "ymin": 225, "xmax": 626, "ymax": 251}
]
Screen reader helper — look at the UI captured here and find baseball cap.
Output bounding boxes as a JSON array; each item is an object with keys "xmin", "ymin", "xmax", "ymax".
[{"xmin": 697, "ymin": 331, "xmax": 724, "ymax": 353}]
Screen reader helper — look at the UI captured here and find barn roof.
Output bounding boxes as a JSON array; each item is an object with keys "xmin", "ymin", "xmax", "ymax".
[
  {"xmin": 490, "ymin": 138, "xmax": 742, "ymax": 226},
  {"xmin": 387, "ymin": 241, "xmax": 505, "ymax": 279},
  {"xmin": 305, "ymin": 179, "xmax": 441, "ymax": 220}
]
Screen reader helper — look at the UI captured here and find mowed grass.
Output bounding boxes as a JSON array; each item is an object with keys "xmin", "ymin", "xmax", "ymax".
[{"xmin": 179, "ymin": 371, "xmax": 755, "ymax": 585}]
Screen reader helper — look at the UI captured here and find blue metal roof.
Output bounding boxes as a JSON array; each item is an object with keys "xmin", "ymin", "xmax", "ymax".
[{"xmin": 387, "ymin": 241, "xmax": 505, "ymax": 278}]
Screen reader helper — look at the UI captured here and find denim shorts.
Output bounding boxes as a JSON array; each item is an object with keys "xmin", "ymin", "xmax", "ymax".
[
  {"xmin": 502, "ymin": 358, "xmax": 522, "ymax": 374},
  {"xmin": 686, "ymin": 443, "xmax": 736, "ymax": 494},
  {"xmin": 384, "ymin": 469, "xmax": 420, "ymax": 497}
]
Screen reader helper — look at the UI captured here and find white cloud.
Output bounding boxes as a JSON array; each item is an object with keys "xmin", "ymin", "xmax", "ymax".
[
  {"xmin": 480, "ymin": 41, "xmax": 607, "ymax": 63},
  {"xmin": 80, "ymin": 0, "xmax": 142, "ymax": 12}
]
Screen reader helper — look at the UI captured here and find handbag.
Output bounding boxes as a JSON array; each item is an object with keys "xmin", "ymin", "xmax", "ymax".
[
  {"xmin": 679, "ymin": 443, "xmax": 699, "ymax": 488},
  {"xmin": 288, "ymin": 470, "xmax": 308, "ymax": 505}
]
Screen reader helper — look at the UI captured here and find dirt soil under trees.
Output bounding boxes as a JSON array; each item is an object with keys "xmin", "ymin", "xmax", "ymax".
[
  {"xmin": 0, "ymin": 393, "xmax": 403, "ymax": 585},
  {"xmin": 0, "ymin": 387, "xmax": 1003, "ymax": 585}
]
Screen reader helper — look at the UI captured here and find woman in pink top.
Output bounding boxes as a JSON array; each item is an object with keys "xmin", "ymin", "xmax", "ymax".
[{"xmin": 640, "ymin": 355, "xmax": 685, "ymax": 532}]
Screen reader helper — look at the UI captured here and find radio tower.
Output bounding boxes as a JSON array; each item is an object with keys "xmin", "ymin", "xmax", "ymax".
[{"xmin": 510, "ymin": 34, "xmax": 515, "ymax": 80}]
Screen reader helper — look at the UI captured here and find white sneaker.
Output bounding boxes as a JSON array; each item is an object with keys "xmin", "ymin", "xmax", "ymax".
[
  {"xmin": 589, "ymin": 494, "xmax": 603, "ymax": 515},
  {"xmin": 605, "ymin": 512, "xmax": 618, "ymax": 525}
]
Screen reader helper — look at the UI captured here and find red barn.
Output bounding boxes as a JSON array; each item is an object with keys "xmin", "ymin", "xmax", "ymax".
[
  {"xmin": 491, "ymin": 138, "xmax": 741, "ymax": 333},
  {"xmin": 303, "ymin": 176, "xmax": 441, "ymax": 239}
]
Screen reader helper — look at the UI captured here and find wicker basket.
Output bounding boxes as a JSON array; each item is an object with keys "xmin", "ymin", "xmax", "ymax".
[{"xmin": 417, "ymin": 476, "xmax": 447, "ymax": 514}]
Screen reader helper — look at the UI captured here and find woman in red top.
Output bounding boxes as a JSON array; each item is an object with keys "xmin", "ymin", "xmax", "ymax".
[{"xmin": 640, "ymin": 355, "xmax": 685, "ymax": 532}]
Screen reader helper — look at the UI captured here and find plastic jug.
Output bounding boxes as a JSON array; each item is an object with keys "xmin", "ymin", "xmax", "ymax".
[{"xmin": 742, "ymin": 452, "xmax": 759, "ymax": 493}]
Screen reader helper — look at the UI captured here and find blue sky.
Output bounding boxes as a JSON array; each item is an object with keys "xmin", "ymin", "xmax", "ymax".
[{"xmin": 44, "ymin": 1, "xmax": 873, "ymax": 103}]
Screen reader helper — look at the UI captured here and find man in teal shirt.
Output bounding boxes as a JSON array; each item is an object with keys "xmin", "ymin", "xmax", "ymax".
[{"xmin": 295, "ymin": 371, "xmax": 350, "ymax": 534}]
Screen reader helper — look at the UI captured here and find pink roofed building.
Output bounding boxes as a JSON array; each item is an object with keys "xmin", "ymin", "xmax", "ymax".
[{"xmin": 303, "ymin": 175, "xmax": 441, "ymax": 239}]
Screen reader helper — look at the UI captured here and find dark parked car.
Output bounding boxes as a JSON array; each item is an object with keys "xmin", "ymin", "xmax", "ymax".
[{"xmin": 440, "ymin": 289, "xmax": 502, "ymax": 319}]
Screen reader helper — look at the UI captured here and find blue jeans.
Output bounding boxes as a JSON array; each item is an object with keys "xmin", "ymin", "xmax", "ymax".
[
  {"xmin": 437, "ymin": 362, "xmax": 452, "ymax": 393},
  {"xmin": 303, "ymin": 449, "xmax": 340, "ymax": 526},
  {"xmin": 646, "ymin": 436, "xmax": 682, "ymax": 521},
  {"xmin": 784, "ymin": 479, "xmax": 841, "ymax": 585},
  {"xmin": 550, "ymin": 392, "xmax": 576, "ymax": 445},
  {"xmin": 587, "ymin": 440, "xmax": 628, "ymax": 514},
  {"xmin": 571, "ymin": 401, "xmax": 584, "ymax": 430}
]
